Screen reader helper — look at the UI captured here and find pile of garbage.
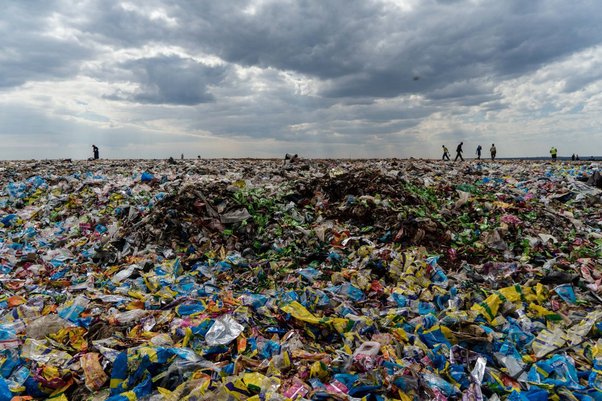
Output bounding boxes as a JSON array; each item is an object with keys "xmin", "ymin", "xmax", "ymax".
[{"xmin": 2, "ymin": 158, "xmax": 602, "ymax": 401}]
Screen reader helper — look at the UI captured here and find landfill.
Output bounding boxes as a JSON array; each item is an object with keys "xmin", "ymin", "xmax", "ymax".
[{"xmin": 2, "ymin": 158, "xmax": 602, "ymax": 400}]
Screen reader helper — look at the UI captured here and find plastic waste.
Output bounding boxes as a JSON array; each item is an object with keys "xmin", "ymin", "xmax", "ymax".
[
  {"xmin": 26, "ymin": 314, "xmax": 73, "ymax": 339},
  {"xmin": 350, "ymin": 341, "xmax": 380, "ymax": 371},
  {"xmin": 1, "ymin": 159, "xmax": 602, "ymax": 399},
  {"xmin": 80, "ymin": 352, "xmax": 108, "ymax": 391},
  {"xmin": 204, "ymin": 315, "xmax": 245, "ymax": 346}
]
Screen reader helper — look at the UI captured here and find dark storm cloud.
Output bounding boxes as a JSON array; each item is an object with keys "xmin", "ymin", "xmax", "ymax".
[
  {"xmin": 0, "ymin": 1, "xmax": 92, "ymax": 88},
  {"xmin": 157, "ymin": 0, "xmax": 601, "ymax": 103},
  {"xmin": 315, "ymin": 1, "xmax": 601, "ymax": 100},
  {"xmin": 73, "ymin": 1, "xmax": 177, "ymax": 47},
  {"xmin": 176, "ymin": 1, "xmax": 375, "ymax": 79},
  {"xmin": 106, "ymin": 56, "xmax": 228, "ymax": 105},
  {"xmin": 5, "ymin": 0, "xmax": 601, "ymax": 104}
]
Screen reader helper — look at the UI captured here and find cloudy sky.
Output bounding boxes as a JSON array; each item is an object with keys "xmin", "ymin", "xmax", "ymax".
[{"xmin": 1, "ymin": 0, "xmax": 601, "ymax": 159}]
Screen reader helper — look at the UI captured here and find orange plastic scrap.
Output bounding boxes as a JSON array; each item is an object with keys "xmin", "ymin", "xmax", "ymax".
[
  {"xmin": 237, "ymin": 335, "xmax": 247, "ymax": 353},
  {"xmin": 223, "ymin": 296, "xmax": 241, "ymax": 307},
  {"xmin": 7, "ymin": 295, "xmax": 27, "ymax": 307},
  {"xmin": 80, "ymin": 352, "xmax": 108, "ymax": 391},
  {"xmin": 49, "ymin": 280, "xmax": 71, "ymax": 288},
  {"xmin": 291, "ymin": 349, "xmax": 331, "ymax": 362}
]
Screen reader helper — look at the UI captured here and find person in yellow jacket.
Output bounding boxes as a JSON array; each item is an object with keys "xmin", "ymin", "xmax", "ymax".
[
  {"xmin": 550, "ymin": 147, "xmax": 558, "ymax": 160},
  {"xmin": 442, "ymin": 145, "xmax": 450, "ymax": 161}
]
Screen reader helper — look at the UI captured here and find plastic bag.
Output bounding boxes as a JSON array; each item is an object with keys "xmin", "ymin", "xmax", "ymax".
[{"xmin": 205, "ymin": 316, "xmax": 244, "ymax": 346}]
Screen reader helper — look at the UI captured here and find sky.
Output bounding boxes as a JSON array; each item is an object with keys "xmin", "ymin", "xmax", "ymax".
[{"xmin": 1, "ymin": 0, "xmax": 601, "ymax": 160}]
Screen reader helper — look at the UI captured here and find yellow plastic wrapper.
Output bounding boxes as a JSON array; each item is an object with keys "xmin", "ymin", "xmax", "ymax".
[
  {"xmin": 158, "ymin": 377, "xmax": 210, "ymax": 401},
  {"xmin": 280, "ymin": 301, "xmax": 352, "ymax": 333},
  {"xmin": 585, "ymin": 339, "xmax": 602, "ymax": 360},
  {"xmin": 566, "ymin": 310, "xmax": 602, "ymax": 345},
  {"xmin": 309, "ymin": 361, "xmax": 329, "ymax": 379},
  {"xmin": 331, "ymin": 317, "xmax": 354, "ymax": 334},
  {"xmin": 281, "ymin": 301, "xmax": 324, "ymax": 324},
  {"xmin": 142, "ymin": 273, "xmax": 160, "ymax": 292},
  {"xmin": 528, "ymin": 303, "xmax": 562, "ymax": 322},
  {"xmin": 531, "ymin": 327, "xmax": 566, "ymax": 358},
  {"xmin": 41, "ymin": 365, "xmax": 62, "ymax": 383},
  {"xmin": 398, "ymin": 391, "xmax": 415, "ymax": 401},
  {"xmin": 21, "ymin": 338, "xmax": 73, "ymax": 367},
  {"xmin": 48, "ymin": 327, "xmax": 88, "ymax": 352},
  {"xmin": 490, "ymin": 315, "xmax": 509, "ymax": 328},
  {"xmin": 471, "ymin": 294, "xmax": 503, "ymax": 322},
  {"xmin": 126, "ymin": 290, "xmax": 147, "ymax": 301},
  {"xmin": 472, "ymin": 285, "xmax": 544, "ymax": 322},
  {"xmin": 47, "ymin": 394, "xmax": 68, "ymax": 401},
  {"xmin": 498, "ymin": 285, "xmax": 528, "ymax": 302},
  {"xmin": 224, "ymin": 373, "xmax": 281, "ymax": 400}
]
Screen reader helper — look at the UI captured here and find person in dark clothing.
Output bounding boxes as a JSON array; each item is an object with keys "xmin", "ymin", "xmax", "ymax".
[
  {"xmin": 442, "ymin": 145, "xmax": 450, "ymax": 161},
  {"xmin": 92, "ymin": 145, "xmax": 99, "ymax": 160},
  {"xmin": 476, "ymin": 145, "xmax": 482, "ymax": 160},
  {"xmin": 455, "ymin": 142, "xmax": 464, "ymax": 161},
  {"xmin": 490, "ymin": 144, "xmax": 497, "ymax": 161}
]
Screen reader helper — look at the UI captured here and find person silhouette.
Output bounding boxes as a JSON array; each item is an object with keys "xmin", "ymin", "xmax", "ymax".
[
  {"xmin": 442, "ymin": 145, "xmax": 450, "ymax": 161},
  {"xmin": 455, "ymin": 142, "xmax": 464, "ymax": 161}
]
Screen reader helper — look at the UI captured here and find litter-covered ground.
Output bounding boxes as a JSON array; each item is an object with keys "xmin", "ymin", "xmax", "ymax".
[{"xmin": 2, "ymin": 158, "xmax": 602, "ymax": 401}]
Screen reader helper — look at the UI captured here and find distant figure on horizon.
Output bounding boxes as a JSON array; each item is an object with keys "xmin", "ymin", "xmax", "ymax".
[
  {"xmin": 550, "ymin": 146, "xmax": 558, "ymax": 161},
  {"xmin": 181, "ymin": 153, "xmax": 184, "ymax": 160},
  {"xmin": 92, "ymin": 145, "xmax": 99, "ymax": 160},
  {"xmin": 442, "ymin": 145, "xmax": 450, "ymax": 161},
  {"xmin": 476, "ymin": 145, "xmax": 482, "ymax": 160},
  {"xmin": 455, "ymin": 142, "xmax": 464, "ymax": 161},
  {"xmin": 576, "ymin": 154, "xmax": 580, "ymax": 161},
  {"xmin": 572, "ymin": 154, "xmax": 576, "ymax": 161},
  {"xmin": 490, "ymin": 144, "xmax": 496, "ymax": 161},
  {"xmin": 284, "ymin": 153, "xmax": 299, "ymax": 164}
]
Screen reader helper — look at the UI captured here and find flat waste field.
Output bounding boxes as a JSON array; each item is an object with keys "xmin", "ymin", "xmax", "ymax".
[{"xmin": 1, "ymin": 158, "xmax": 602, "ymax": 400}]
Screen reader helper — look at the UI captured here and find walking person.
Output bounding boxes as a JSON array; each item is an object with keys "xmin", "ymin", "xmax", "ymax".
[
  {"xmin": 92, "ymin": 145, "xmax": 99, "ymax": 160},
  {"xmin": 442, "ymin": 145, "xmax": 450, "ymax": 161},
  {"xmin": 476, "ymin": 145, "xmax": 482, "ymax": 160},
  {"xmin": 455, "ymin": 142, "xmax": 464, "ymax": 161},
  {"xmin": 490, "ymin": 144, "xmax": 496, "ymax": 161}
]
